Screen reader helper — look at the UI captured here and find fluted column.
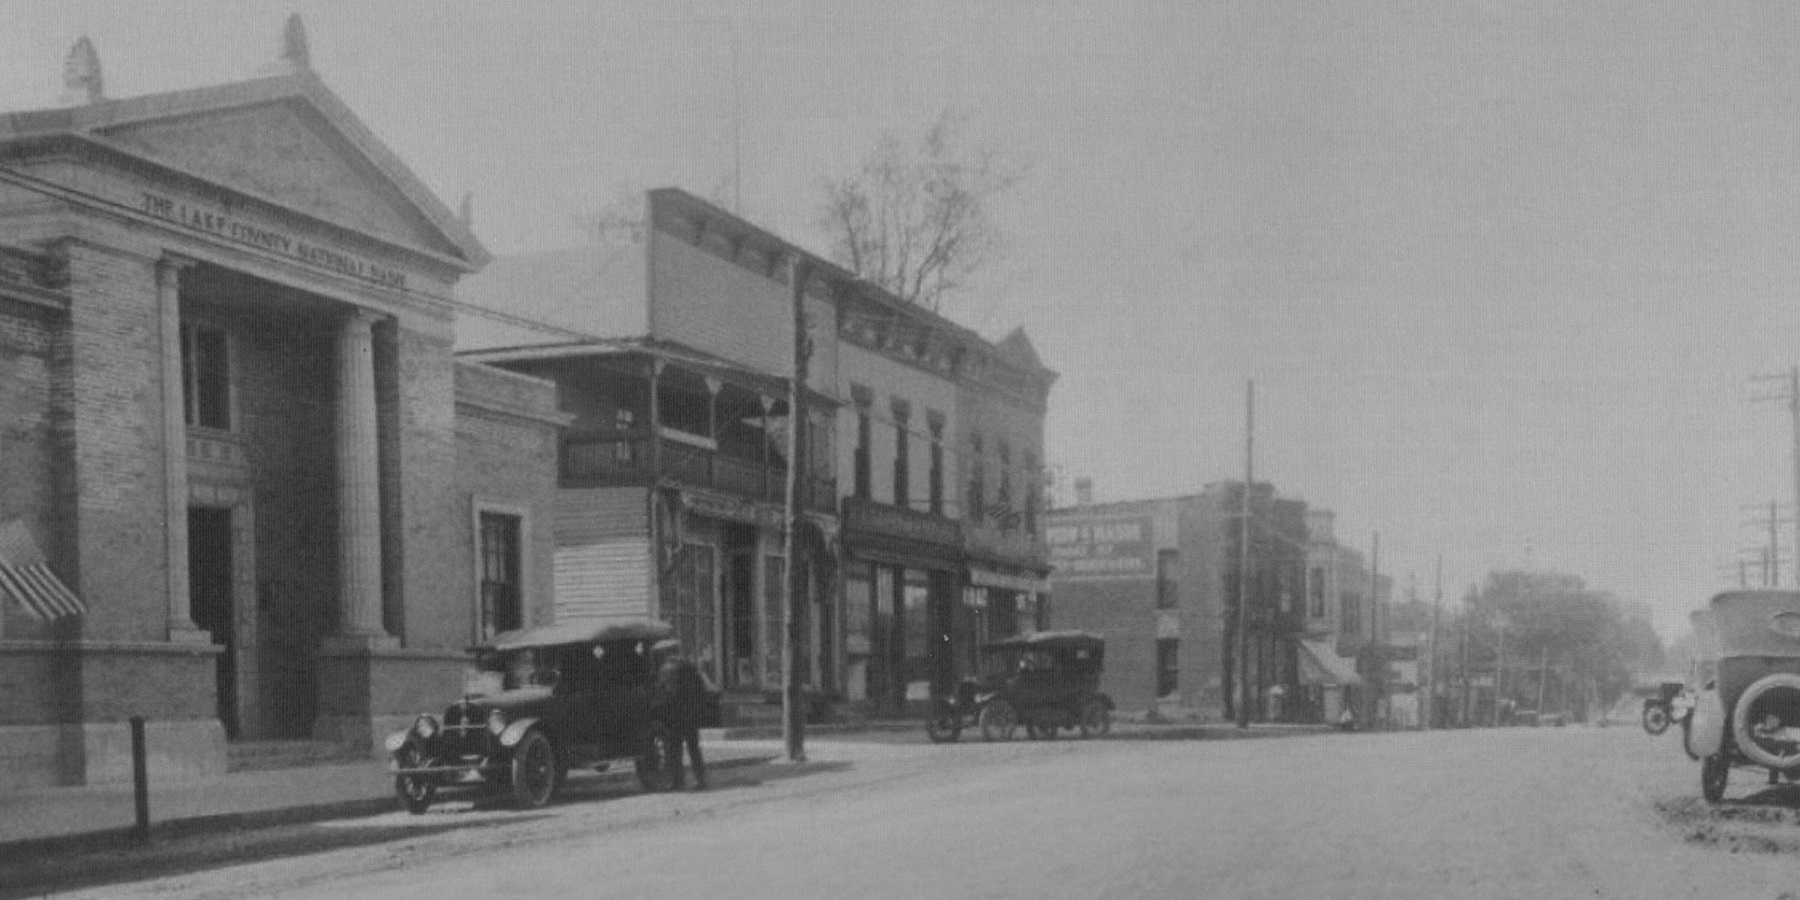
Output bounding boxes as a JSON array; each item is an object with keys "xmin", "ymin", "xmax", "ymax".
[
  {"xmin": 332, "ymin": 308, "xmax": 391, "ymax": 645},
  {"xmin": 157, "ymin": 256, "xmax": 207, "ymax": 643}
]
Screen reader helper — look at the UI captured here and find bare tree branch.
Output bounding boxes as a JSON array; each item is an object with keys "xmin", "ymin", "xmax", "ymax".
[{"xmin": 816, "ymin": 110, "xmax": 1022, "ymax": 313}]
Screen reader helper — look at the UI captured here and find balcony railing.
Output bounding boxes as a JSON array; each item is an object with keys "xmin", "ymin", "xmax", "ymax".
[{"xmin": 561, "ymin": 430, "xmax": 836, "ymax": 513}]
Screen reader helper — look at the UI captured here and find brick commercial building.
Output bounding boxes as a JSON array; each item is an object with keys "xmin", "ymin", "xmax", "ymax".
[
  {"xmin": 0, "ymin": 28, "xmax": 563, "ymax": 788},
  {"xmin": 1046, "ymin": 482, "xmax": 1354, "ymax": 723},
  {"xmin": 459, "ymin": 189, "xmax": 1056, "ymax": 717}
]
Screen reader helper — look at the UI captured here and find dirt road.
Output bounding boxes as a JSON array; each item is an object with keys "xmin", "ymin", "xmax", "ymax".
[{"xmin": 22, "ymin": 725, "xmax": 1800, "ymax": 899}]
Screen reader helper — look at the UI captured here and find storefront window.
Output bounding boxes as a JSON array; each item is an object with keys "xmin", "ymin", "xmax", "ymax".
[
  {"xmin": 660, "ymin": 544, "xmax": 718, "ymax": 682},
  {"xmin": 902, "ymin": 573, "xmax": 930, "ymax": 699}
]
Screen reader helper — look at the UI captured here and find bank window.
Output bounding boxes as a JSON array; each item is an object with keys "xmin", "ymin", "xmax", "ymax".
[
  {"xmin": 928, "ymin": 416, "xmax": 945, "ymax": 516},
  {"xmin": 1309, "ymin": 566, "xmax": 1326, "ymax": 618},
  {"xmin": 1342, "ymin": 592, "xmax": 1361, "ymax": 636},
  {"xmin": 1157, "ymin": 639, "xmax": 1179, "ymax": 698},
  {"xmin": 1156, "ymin": 549, "xmax": 1180, "ymax": 609},
  {"xmin": 181, "ymin": 322, "xmax": 230, "ymax": 430},
  {"xmin": 478, "ymin": 512, "xmax": 522, "ymax": 639}
]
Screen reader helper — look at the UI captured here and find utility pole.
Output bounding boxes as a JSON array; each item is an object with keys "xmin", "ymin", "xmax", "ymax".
[
  {"xmin": 1751, "ymin": 365, "xmax": 1800, "ymax": 586},
  {"xmin": 1736, "ymin": 500, "xmax": 1790, "ymax": 588},
  {"xmin": 1492, "ymin": 621, "xmax": 1507, "ymax": 728},
  {"xmin": 1458, "ymin": 595, "xmax": 1471, "ymax": 727},
  {"xmin": 1369, "ymin": 531, "xmax": 1380, "ymax": 729},
  {"xmin": 1234, "ymin": 379, "xmax": 1254, "ymax": 729},
  {"xmin": 1426, "ymin": 554, "xmax": 1442, "ymax": 731},
  {"xmin": 781, "ymin": 258, "xmax": 811, "ymax": 763}
]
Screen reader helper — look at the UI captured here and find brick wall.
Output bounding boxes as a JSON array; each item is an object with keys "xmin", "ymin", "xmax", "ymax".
[
  {"xmin": 836, "ymin": 344, "xmax": 959, "ymax": 511},
  {"xmin": 0, "ymin": 298, "xmax": 68, "ymax": 642},
  {"xmin": 395, "ymin": 326, "xmax": 465, "ymax": 650},
  {"xmin": 63, "ymin": 242, "xmax": 167, "ymax": 643},
  {"xmin": 454, "ymin": 361, "xmax": 562, "ymax": 636}
]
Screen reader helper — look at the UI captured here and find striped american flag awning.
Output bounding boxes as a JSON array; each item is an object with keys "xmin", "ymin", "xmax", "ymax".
[{"xmin": 0, "ymin": 519, "xmax": 85, "ymax": 621}]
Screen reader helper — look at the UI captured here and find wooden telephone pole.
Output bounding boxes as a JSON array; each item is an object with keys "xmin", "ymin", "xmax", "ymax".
[
  {"xmin": 1751, "ymin": 365, "xmax": 1800, "ymax": 587},
  {"xmin": 1234, "ymin": 379, "xmax": 1254, "ymax": 729},
  {"xmin": 782, "ymin": 259, "xmax": 811, "ymax": 763}
]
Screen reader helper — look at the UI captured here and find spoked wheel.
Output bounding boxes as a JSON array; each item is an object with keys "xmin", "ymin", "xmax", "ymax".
[
  {"xmin": 1642, "ymin": 704, "xmax": 1671, "ymax": 736},
  {"xmin": 979, "ymin": 700, "xmax": 1019, "ymax": 742},
  {"xmin": 636, "ymin": 721, "xmax": 677, "ymax": 792},
  {"xmin": 394, "ymin": 746, "xmax": 436, "ymax": 815},
  {"xmin": 1701, "ymin": 754, "xmax": 1730, "ymax": 804},
  {"xmin": 926, "ymin": 707, "xmax": 963, "ymax": 744},
  {"xmin": 1079, "ymin": 700, "xmax": 1112, "ymax": 739},
  {"xmin": 509, "ymin": 730, "xmax": 558, "ymax": 809}
]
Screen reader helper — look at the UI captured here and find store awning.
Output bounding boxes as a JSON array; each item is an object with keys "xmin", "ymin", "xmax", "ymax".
[
  {"xmin": 0, "ymin": 519, "xmax": 85, "ymax": 621},
  {"xmin": 1298, "ymin": 640, "xmax": 1361, "ymax": 686}
]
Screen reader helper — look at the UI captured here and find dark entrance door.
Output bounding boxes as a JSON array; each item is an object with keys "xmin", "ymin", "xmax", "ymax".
[
  {"xmin": 188, "ymin": 507, "xmax": 236, "ymax": 737},
  {"xmin": 723, "ymin": 542, "xmax": 756, "ymax": 689}
]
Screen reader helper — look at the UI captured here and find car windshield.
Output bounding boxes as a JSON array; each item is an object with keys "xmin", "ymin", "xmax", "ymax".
[{"xmin": 470, "ymin": 648, "xmax": 560, "ymax": 691}]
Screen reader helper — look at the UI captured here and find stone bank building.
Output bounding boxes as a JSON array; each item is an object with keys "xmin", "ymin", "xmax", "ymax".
[{"xmin": 0, "ymin": 34, "xmax": 563, "ymax": 788}]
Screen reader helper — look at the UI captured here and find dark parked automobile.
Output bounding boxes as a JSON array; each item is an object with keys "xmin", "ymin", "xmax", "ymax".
[
  {"xmin": 927, "ymin": 630, "xmax": 1114, "ymax": 743},
  {"xmin": 1684, "ymin": 591, "xmax": 1800, "ymax": 802},
  {"xmin": 1641, "ymin": 680, "xmax": 1686, "ymax": 735},
  {"xmin": 385, "ymin": 619, "xmax": 711, "ymax": 813}
]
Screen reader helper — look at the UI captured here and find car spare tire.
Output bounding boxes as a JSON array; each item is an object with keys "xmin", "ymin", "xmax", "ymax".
[{"xmin": 1730, "ymin": 673, "xmax": 1800, "ymax": 771}]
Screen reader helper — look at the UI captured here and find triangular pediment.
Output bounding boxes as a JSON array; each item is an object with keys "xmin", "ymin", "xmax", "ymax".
[{"xmin": 97, "ymin": 98, "xmax": 461, "ymax": 258}]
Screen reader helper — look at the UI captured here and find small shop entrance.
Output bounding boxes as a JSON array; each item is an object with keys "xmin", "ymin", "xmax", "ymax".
[{"xmin": 188, "ymin": 506, "xmax": 237, "ymax": 738}]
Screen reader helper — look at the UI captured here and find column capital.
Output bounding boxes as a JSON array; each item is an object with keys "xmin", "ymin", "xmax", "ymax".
[
  {"xmin": 155, "ymin": 253, "xmax": 196, "ymax": 289},
  {"xmin": 341, "ymin": 306, "xmax": 386, "ymax": 328}
]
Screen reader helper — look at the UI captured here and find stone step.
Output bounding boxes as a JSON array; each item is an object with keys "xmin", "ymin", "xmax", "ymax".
[{"xmin": 227, "ymin": 740, "xmax": 367, "ymax": 773}]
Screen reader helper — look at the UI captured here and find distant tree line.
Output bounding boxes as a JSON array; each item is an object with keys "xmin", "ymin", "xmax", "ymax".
[{"xmin": 1390, "ymin": 570, "xmax": 1665, "ymax": 723}]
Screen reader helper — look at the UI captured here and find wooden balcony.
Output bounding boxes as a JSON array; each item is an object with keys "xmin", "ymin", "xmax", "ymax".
[{"xmin": 561, "ymin": 430, "xmax": 835, "ymax": 513}]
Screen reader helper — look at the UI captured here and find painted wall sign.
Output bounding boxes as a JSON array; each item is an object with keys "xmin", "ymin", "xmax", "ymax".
[
  {"xmin": 1046, "ymin": 514, "xmax": 1154, "ymax": 580},
  {"xmin": 139, "ymin": 191, "xmax": 408, "ymax": 290}
]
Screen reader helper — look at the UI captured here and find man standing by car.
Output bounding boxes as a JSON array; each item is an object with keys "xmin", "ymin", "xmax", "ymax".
[{"xmin": 651, "ymin": 638, "xmax": 709, "ymax": 790}]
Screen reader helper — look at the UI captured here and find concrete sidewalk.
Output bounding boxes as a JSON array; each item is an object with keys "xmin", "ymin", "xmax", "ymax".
[{"xmin": 0, "ymin": 743, "xmax": 775, "ymax": 856}]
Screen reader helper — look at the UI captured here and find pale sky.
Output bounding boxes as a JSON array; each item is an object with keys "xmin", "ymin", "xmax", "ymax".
[{"xmin": 5, "ymin": 0, "xmax": 1797, "ymax": 638}]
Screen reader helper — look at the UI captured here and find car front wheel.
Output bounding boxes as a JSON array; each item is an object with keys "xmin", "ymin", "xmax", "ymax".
[
  {"xmin": 1702, "ymin": 753, "xmax": 1730, "ymax": 804},
  {"xmin": 926, "ymin": 707, "xmax": 962, "ymax": 744},
  {"xmin": 1079, "ymin": 700, "xmax": 1112, "ymax": 739},
  {"xmin": 394, "ymin": 746, "xmax": 435, "ymax": 815},
  {"xmin": 509, "ymin": 730, "xmax": 558, "ymax": 809},
  {"xmin": 979, "ymin": 700, "xmax": 1019, "ymax": 742},
  {"xmin": 1642, "ymin": 704, "xmax": 1670, "ymax": 735}
]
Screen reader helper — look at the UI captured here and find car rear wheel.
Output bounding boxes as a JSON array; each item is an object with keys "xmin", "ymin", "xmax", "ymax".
[
  {"xmin": 1702, "ymin": 753, "xmax": 1730, "ymax": 804},
  {"xmin": 636, "ymin": 721, "xmax": 677, "ymax": 792},
  {"xmin": 1642, "ymin": 704, "xmax": 1670, "ymax": 735},
  {"xmin": 1079, "ymin": 700, "xmax": 1112, "ymax": 739},
  {"xmin": 979, "ymin": 700, "xmax": 1019, "ymax": 742},
  {"xmin": 509, "ymin": 730, "xmax": 557, "ymax": 809},
  {"xmin": 394, "ymin": 746, "xmax": 435, "ymax": 815}
]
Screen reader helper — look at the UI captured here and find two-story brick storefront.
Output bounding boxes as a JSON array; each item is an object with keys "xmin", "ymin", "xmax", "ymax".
[
  {"xmin": 460, "ymin": 189, "xmax": 1056, "ymax": 717},
  {"xmin": 0, "ymin": 33, "xmax": 563, "ymax": 787}
]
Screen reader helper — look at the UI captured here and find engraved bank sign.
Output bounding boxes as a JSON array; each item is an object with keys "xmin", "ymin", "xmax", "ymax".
[
  {"xmin": 1046, "ymin": 514, "xmax": 1154, "ymax": 581},
  {"xmin": 140, "ymin": 191, "xmax": 408, "ymax": 290}
]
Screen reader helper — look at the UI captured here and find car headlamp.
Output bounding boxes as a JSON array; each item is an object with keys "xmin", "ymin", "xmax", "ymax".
[
  {"xmin": 413, "ymin": 714, "xmax": 440, "ymax": 740},
  {"xmin": 487, "ymin": 709, "xmax": 507, "ymax": 735}
]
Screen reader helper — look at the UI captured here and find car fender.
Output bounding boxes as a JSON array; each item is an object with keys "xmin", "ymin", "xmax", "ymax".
[
  {"xmin": 384, "ymin": 730, "xmax": 413, "ymax": 755},
  {"xmin": 1687, "ymin": 688, "xmax": 1725, "ymax": 758},
  {"xmin": 499, "ymin": 717, "xmax": 542, "ymax": 749}
]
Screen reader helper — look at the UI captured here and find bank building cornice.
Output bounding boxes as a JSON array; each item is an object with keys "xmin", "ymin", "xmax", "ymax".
[{"xmin": 0, "ymin": 20, "xmax": 491, "ymax": 282}]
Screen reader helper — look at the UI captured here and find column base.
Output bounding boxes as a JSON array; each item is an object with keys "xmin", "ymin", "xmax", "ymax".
[
  {"xmin": 320, "ymin": 632, "xmax": 399, "ymax": 654},
  {"xmin": 167, "ymin": 625, "xmax": 214, "ymax": 645}
]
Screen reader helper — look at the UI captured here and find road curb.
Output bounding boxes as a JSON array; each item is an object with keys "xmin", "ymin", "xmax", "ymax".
[{"xmin": 0, "ymin": 753, "xmax": 776, "ymax": 861}]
